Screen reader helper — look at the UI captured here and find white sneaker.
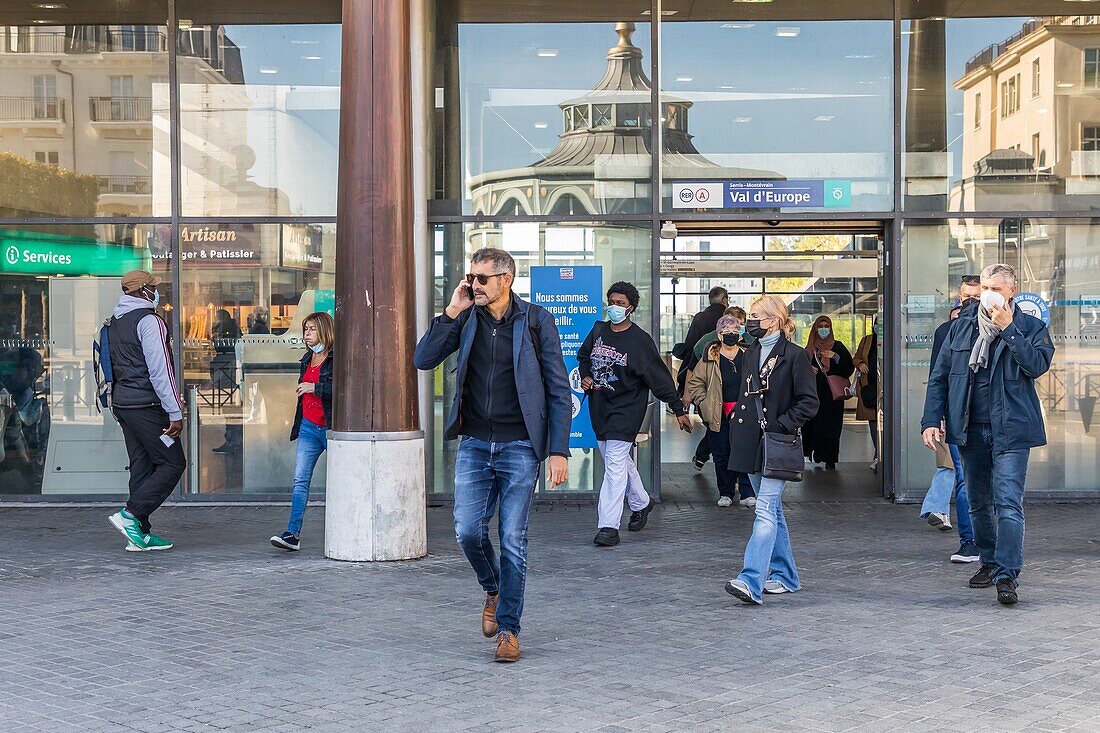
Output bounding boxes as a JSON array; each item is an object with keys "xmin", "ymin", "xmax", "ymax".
[
  {"xmin": 739, "ymin": 497, "xmax": 757, "ymax": 508},
  {"xmin": 927, "ymin": 512, "xmax": 952, "ymax": 531},
  {"xmin": 763, "ymin": 580, "xmax": 792, "ymax": 594},
  {"xmin": 717, "ymin": 496, "xmax": 734, "ymax": 507}
]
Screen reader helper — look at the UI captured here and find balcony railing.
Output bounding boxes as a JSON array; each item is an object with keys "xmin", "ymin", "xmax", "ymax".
[
  {"xmin": 0, "ymin": 29, "xmax": 168, "ymax": 55},
  {"xmin": 89, "ymin": 96, "xmax": 152, "ymax": 122},
  {"xmin": 964, "ymin": 16, "xmax": 1100, "ymax": 74},
  {"xmin": 0, "ymin": 96, "xmax": 65, "ymax": 122},
  {"xmin": 97, "ymin": 176, "xmax": 151, "ymax": 195}
]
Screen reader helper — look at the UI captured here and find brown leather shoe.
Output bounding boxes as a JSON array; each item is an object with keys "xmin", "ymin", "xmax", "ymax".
[
  {"xmin": 481, "ymin": 593, "xmax": 499, "ymax": 638},
  {"xmin": 494, "ymin": 631, "xmax": 520, "ymax": 663}
]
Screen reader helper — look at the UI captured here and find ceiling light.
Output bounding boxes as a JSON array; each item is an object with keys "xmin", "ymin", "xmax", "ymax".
[
  {"xmin": 676, "ymin": 75, "xmax": 694, "ymax": 82},
  {"xmin": 814, "ymin": 115, "xmax": 835, "ymax": 122},
  {"xmin": 259, "ymin": 67, "xmax": 278, "ymax": 74},
  {"xmin": 1057, "ymin": 82, "xmax": 1074, "ymax": 88},
  {"xmin": 731, "ymin": 0, "xmax": 773, "ymax": 3},
  {"xmin": 776, "ymin": 27, "xmax": 800, "ymax": 37},
  {"xmin": 735, "ymin": 117, "xmax": 752, "ymax": 123},
  {"xmin": 901, "ymin": 30, "xmax": 914, "ymax": 35},
  {"xmin": 789, "ymin": 86, "xmax": 808, "ymax": 92},
  {"xmin": 301, "ymin": 56, "xmax": 322, "ymax": 61},
  {"xmin": 641, "ymin": 9, "xmax": 678, "ymax": 15},
  {"xmin": 290, "ymin": 40, "xmax": 319, "ymax": 45},
  {"xmin": 534, "ymin": 122, "xmax": 548, "ymax": 129},
  {"xmin": 537, "ymin": 49, "xmax": 557, "ymax": 57},
  {"xmin": 31, "ymin": 19, "xmax": 55, "ymax": 24},
  {"xmin": 721, "ymin": 23, "xmax": 755, "ymax": 29},
  {"xmin": 911, "ymin": 87, "xmax": 927, "ymax": 91},
  {"xmin": 1064, "ymin": 0, "xmax": 1100, "ymax": 3},
  {"xmin": 31, "ymin": 3, "xmax": 67, "ymax": 8},
  {"xmin": 846, "ymin": 54, "xmax": 875, "ymax": 59},
  {"xmin": 1037, "ymin": 108, "xmax": 1048, "ymax": 114},
  {"xmin": 720, "ymin": 85, "xmax": 735, "ymax": 89}
]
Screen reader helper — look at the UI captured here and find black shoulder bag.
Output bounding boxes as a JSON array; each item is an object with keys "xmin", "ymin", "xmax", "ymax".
[{"xmin": 749, "ymin": 360, "xmax": 804, "ymax": 483}]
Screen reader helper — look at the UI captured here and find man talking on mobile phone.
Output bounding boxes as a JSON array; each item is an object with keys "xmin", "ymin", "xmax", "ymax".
[
  {"xmin": 414, "ymin": 248, "xmax": 571, "ymax": 664},
  {"xmin": 106, "ymin": 270, "xmax": 186, "ymax": 553}
]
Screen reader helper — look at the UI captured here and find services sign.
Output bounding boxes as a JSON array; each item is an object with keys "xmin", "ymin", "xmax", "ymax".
[
  {"xmin": 1014, "ymin": 292, "xmax": 1051, "ymax": 325},
  {"xmin": 530, "ymin": 265, "xmax": 603, "ymax": 450},
  {"xmin": 0, "ymin": 230, "xmax": 147, "ymax": 276}
]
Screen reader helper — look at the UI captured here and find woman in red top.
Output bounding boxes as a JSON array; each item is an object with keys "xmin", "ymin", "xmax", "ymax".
[{"xmin": 271, "ymin": 312, "xmax": 335, "ymax": 551}]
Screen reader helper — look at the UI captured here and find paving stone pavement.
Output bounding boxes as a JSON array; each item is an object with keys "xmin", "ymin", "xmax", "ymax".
[{"xmin": 2, "ymin": 498, "xmax": 1099, "ymax": 733}]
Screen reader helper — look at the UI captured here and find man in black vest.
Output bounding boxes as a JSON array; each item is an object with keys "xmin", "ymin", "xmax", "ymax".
[{"xmin": 106, "ymin": 270, "xmax": 186, "ymax": 552}]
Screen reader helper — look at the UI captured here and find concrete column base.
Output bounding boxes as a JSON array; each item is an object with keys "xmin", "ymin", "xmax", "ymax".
[{"xmin": 324, "ymin": 432, "xmax": 427, "ymax": 561}]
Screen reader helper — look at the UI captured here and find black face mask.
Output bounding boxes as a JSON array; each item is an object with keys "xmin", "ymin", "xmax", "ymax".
[
  {"xmin": 720, "ymin": 333, "xmax": 739, "ymax": 346},
  {"xmin": 745, "ymin": 319, "xmax": 769, "ymax": 339},
  {"xmin": 959, "ymin": 297, "xmax": 978, "ymax": 310}
]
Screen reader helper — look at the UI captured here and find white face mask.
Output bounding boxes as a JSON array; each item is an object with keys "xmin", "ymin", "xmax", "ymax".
[
  {"xmin": 310, "ymin": 342, "xmax": 326, "ymax": 354},
  {"xmin": 980, "ymin": 290, "xmax": 1007, "ymax": 312}
]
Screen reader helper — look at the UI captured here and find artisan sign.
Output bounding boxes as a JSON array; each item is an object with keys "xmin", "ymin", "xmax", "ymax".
[
  {"xmin": 280, "ymin": 224, "xmax": 323, "ymax": 271},
  {"xmin": 178, "ymin": 225, "xmax": 260, "ymax": 265}
]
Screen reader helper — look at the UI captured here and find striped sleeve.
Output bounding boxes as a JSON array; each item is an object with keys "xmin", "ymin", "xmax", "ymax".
[{"xmin": 136, "ymin": 314, "xmax": 185, "ymax": 420}]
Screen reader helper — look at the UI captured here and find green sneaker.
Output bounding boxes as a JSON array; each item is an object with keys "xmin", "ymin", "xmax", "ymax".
[
  {"xmin": 125, "ymin": 533, "xmax": 173, "ymax": 552},
  {"xmin": 109, "ymin": 509, "xmax": 149, "ymax": 550}
]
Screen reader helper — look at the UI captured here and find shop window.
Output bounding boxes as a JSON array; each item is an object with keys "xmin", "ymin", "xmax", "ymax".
[{"xmin": 1082, "ymin": 126, "xmax": 1100, "ymax": 151}]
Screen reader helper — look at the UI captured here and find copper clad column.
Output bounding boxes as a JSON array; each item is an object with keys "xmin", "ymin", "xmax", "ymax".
[{"xmin": 325, "ymin": 0, "xmax": 427, "ymax": 561}]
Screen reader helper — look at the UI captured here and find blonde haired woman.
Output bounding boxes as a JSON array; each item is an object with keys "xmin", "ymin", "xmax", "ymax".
[
  {"xmin": 724, "ymin": 296, "xmax": 819, "ymax": 605},
  {"xmin": 271, "ymin": 312, "xmax": 335, "ymax": 551}
]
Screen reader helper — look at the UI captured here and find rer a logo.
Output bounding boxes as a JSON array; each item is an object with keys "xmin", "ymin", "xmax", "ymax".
[
  {"xmin": 559, "ymin": 267, "xmax": 574, "ymax": 280},
  {"xmin": 5, "ymin": 245, "xmax": 19, "ymax": 266}
]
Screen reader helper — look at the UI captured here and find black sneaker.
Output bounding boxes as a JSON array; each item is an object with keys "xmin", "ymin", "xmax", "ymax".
[
  {"xmin": 692, "ymin": 456, "xmax": 706, "ymax": 471},
  {"xmin": 996, "ymin": 579, "xmax": 1019, "ymax": 605},
  {"xmin": 627, "ymin": 499, "xmax": 654, "ymax": 532},
  {"xmin": 968, "ymin": 563, "xmax": 997, "ymax": 588},
  {"xmin": 270, "ymin": 532, "xmax": 300, "ymax": 551},
  {"xmin": 593, "ymin": 528, "xmax": 620, "ymax": 547},
  {"xmin": 950, "ymin": 540, "xmax": 981, "ymax": 564}
]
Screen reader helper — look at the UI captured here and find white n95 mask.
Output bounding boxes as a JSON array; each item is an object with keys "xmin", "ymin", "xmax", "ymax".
[{"xmin": 980, "ymin": 290, "xmax": 1006, "ymax": 312}]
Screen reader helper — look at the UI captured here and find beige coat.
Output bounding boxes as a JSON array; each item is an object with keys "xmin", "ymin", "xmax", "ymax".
[
  {"xmin": 687, "ymin": 342, "xmax": 741, "ymax": 432},
  {"xmin": 852, "ymin": 334, "xmax": 878, "ymax": 422}
]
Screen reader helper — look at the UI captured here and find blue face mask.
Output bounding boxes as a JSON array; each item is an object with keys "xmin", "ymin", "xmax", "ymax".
[
  {"xmin": 151, "ymin": 290, "xmax": 160, "ymax": 308},
  {"xmin": 606, "ymin": 305, "xmax": 629, "ymax": 324},
  {"xmin": 817, "ymin": 327, "xmax": 831, "ymax": 339},
  {"xmin": 310, "ymin": 342, "xmax": 326, "ymax": 354},
  {"xmin": 738, "ymin": 325, "xmax": 746, "ymax": 336}
]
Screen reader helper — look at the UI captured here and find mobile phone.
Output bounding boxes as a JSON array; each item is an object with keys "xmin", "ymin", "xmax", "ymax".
[
  {"xmin": 465, "ymin": 283, "xmax": 475, "ymax": 300},
  {"xmin": 160, "ymin": 433, "xmax": 176, "ymax": 448}
]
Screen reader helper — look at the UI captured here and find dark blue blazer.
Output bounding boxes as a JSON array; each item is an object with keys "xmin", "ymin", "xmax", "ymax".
[
  {"xmin": 413, "ymin": 296, "xmax": 572, "ymax": 461},
  {"xmin": 921, "ymin": 306, "xmax": 1054, "ymax": 452}
]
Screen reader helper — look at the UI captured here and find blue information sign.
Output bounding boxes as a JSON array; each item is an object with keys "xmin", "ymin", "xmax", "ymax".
[
  {"xmin": 723, "ymin": 179, "xmax": 851, "ymax": 209},
  {"xmin": 1014, "ymin": 292, "xmax": 1050, "ymax": 325},
  {"xmin": 530, "ymin": 265, "xmax": 603, "ymax": 449}
]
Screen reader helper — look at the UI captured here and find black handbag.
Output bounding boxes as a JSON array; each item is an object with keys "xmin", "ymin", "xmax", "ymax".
[{"xmin": 752, "ymin": 389, "xmax": 804, "ymax": 483}]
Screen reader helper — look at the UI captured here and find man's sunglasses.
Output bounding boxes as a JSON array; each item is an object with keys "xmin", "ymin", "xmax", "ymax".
[
  {"xmin": 961, "ymin": 274, "xmax": 981, "ymax": 284},
  {"xmin": 466, "ymin": 272, "xmax": 507, "ymax": 285}
]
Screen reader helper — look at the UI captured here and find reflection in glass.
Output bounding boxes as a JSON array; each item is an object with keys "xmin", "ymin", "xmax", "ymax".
[
  {"xmin": 660, "ymin": 19, "xmax": 894, "ymax": 213},
  {"xmin": 180, "ymin": 223, "xmax": 335, "ymax": 494},
  {"xmin": 175, "ymin": 24, "xmax": 341, "ymax": 216},
  {"xmin": 0, "ymin": 20, "xmax": 169, "ymax": 216},
  {"xmin": 904, "ymin": 15, "xmax": 1100, "ymax": 212},
  {"xmin": 0, "ymin": 224, "xmax": 168, "ymax": 495},
  {"xmin": 902, "ymin": 219, "xmax": 1100, "ymax": 496}
]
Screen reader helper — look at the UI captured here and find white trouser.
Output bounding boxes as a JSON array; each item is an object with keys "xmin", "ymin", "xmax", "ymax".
[{"xmin": 597, "ymin": 439, "xmax": 650, "ymax": 529}]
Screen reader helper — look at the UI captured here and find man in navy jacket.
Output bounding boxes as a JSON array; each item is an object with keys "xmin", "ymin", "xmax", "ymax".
[
  {"xmin": 414, "ymin": 247, "xmax": 571, "ymax": 663},
  {"xmin": 921, "ymin": 263, "xmax": 1055, "ymax": 606}
]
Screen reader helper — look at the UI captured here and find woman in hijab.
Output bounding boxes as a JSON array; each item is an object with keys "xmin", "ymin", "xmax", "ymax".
[{"xmin": 802, "ymin": 315, "xmax": 854, "ymax": 470}]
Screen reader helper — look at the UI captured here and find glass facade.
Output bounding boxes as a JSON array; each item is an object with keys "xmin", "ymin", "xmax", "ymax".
[{"xmin": 0, "ymin": 0, "xmax": 1096, "ymax": 501}]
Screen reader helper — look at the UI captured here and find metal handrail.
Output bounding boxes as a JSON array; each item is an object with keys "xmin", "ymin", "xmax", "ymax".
[
  {"xmin": 96, "ymin": 176, "xmax": 152, "ymax": 195},
  {"xmin": 0, "ymin": 96, "xmax": 65, "ymax": 121},
  {"xmin": 89, "ymin": 96, "xmax": 152, "ymax": 122},
  {"xmin": 0, "ymin": 29, "xmax": 168, "ymax": 55}
]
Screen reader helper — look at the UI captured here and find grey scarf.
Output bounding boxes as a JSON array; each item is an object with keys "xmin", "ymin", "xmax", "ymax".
[{"xmin": 969, "ymin": 304, "xmax": 1006, "ymax": 372}]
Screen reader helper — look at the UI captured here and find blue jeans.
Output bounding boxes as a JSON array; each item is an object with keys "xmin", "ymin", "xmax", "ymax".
[
  {"xmin": 919, "ymin": 443, "xmax": 973, "ymax": 542},
  {"xmin": 957, "ymin": 423, "xmax": 1029, "ymax": 584},
  {"xmin": 453, "ymin": 437, "xmax": 540, "ymax": 636},
  {"xmin": 287, "ymin": 418, "xmax": 327, "ymax": 536},
  {"xmin": 709, "ymin": 418, "xmax": 754, "ymax": 500},
  {"xmin": 735, "ymin": 473, "xmax": 800, "ymax": 602}
]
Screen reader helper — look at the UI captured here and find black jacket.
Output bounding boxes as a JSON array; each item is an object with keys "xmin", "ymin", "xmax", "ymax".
[
  {"xmin": 290, "ymin": 350, "xmax": 333, "ymax": 441},
  {"xmin": 727, "ymin": 335, "xmax": 820, "ymax": 475}
]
